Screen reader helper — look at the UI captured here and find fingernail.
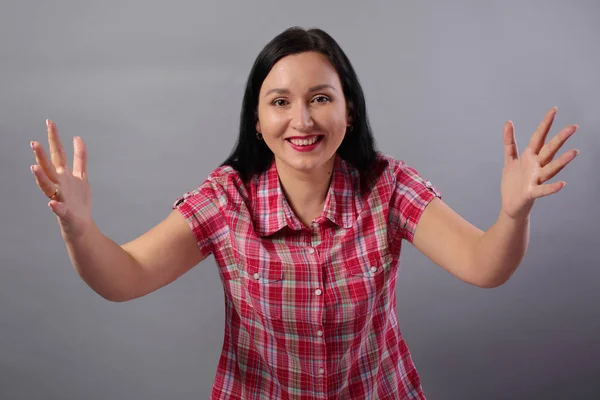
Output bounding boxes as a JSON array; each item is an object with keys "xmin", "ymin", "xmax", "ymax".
[
  {"xmin": 46, "ymin": 119, "xmax": 49, "ymax": 127},
  {"xmin": 30, "ymin": 141, "xmax": 34, "ymax": 150},
  {"xmin": 30, "ymin": 165, "xmax": 35, "ymax": 174}
]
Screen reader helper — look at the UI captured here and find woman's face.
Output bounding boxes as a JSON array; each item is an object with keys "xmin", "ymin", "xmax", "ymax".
[{"xmin": 256, "ymin": 51, "xmax": 351, "ymax": 175}]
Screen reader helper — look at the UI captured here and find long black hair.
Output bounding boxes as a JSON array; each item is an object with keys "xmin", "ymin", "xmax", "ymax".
[{"xmin": 221, "ymin": 27, "xmax": 378, "ymax": 187}]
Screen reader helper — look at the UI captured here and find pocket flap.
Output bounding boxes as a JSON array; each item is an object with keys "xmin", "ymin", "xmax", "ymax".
[
  {"xmin": 241, "ymin": 258, "xmax": 284, "ymax": 283},
  {"xmin": 344, "ymin": 253, "xmax": 393, "ymax": 278}
]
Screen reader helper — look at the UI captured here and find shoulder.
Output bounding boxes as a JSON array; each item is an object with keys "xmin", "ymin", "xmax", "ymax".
[
  {"xmin": 372, "ymin": 152, "xmax": 412, "ymax": 185},
  {"xmin": 375, "ymin": 152, "xmax": 405, "ymax": 171},
  {"xmin": 205, "ymin": 164, "xmax": 245, "ymax": 190},
  {"xmin": 373, "ymin": 152, "xmax": 441, "ymax": 197},
  {"xmin": 173, "ymin": 165, "xmax": 248, "ymax": 209}
]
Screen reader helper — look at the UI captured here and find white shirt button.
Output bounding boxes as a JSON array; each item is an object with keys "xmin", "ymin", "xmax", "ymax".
[
  {"xmin": 308, "ymin": 247, "xmax": 315, "ymax": 255},
  {"xmin": 311, "ymin": 222, "xmax": 319, "ymax": 229},
  {"xmin": 370, "ymin": 266, "xmax": 378, "ymax": 273},
  {"xmin": 425, "ymin": 180, "xmax": 432, "ymax": 188},
  {"xmin": 315, "ymin": 289, "xmax": 322, "ymax": 296},
  {"xmin": 318, "ymin": 368, "xmax": 325, "ymax": 375},
  {"xmin": 316, "ymin": 330, "xmax": 323, "ymax": 337},
  {"xmin": 253, "ymin": 273, "xmax": 260, "ymax": 280}
]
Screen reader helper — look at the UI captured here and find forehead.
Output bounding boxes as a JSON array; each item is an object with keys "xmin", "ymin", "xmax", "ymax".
[{"xmin": 261, "ymin": 51, "xmax": 342, "ymax": 92}]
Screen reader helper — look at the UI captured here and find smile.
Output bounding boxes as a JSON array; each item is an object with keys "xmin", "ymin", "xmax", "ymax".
[
  {"xmin": 287, "ymin": 136, "xmax": 321, "ymax": 146},
  {"xmin": 285, "ymin": 135, "xmax": 324, "ymax": 152}
]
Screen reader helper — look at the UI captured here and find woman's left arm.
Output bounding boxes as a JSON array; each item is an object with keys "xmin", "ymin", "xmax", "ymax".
[{"xmin": 412, "ymin": 107, "xmax": 580, "ymax": 288}]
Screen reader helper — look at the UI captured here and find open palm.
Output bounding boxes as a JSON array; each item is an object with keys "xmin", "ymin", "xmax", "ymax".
[
  {"xmin": 500, "ymin": 107, "xmax": 579, "ymax": 220},
  {"xmin": 30, "ymin": 120, "xmax": 92, "ymax": 241}
]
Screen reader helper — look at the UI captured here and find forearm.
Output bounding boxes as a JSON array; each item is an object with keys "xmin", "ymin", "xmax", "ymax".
[
  {"xmin": 471, "ymin": 211, "xmax": 530, "ymax": 288},
  {"xmin": 64, "ymin": 221, "xmax": 143, "ymax": 302}
]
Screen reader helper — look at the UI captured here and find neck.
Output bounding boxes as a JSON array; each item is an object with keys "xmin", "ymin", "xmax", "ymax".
[{"xmin": 275, "ymin": 156, "xmax": 335, "ymax": 227}]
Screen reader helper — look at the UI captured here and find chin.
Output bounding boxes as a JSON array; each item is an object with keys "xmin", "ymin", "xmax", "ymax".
[{"xmin": 278, "ymin": 153, "xmax": 333, "ymax": 173}]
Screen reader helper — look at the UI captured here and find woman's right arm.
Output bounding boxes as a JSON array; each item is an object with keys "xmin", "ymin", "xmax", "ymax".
[
  {"xmin": 66, "ymin": 210, "xmax": 204, "ymax": 302},
  {"xmin": 31, "ymin": 120, "xmax": 205, "ymax": 302}
]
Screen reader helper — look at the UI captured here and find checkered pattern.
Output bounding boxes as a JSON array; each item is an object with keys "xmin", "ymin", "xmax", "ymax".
[{"xmin": 173, "ymin": 153, "xmax": 441, "ymax": 399}]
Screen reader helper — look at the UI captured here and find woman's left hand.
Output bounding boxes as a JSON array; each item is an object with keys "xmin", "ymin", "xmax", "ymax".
[{"xmin": 500, "ymin": 106, "xmax": 579, "ymax": 221}]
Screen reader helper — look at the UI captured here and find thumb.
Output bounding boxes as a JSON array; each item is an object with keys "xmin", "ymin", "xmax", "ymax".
[
  {"xmin": 503, "ymin": 120, "xmax": 519, "ymax": 166},
  {"xmin": 48, "ymin": 200, "xmax": 69, "ymax": 219}
]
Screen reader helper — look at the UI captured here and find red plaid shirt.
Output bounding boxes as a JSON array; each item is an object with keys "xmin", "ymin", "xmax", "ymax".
[{"xmin": 173, "ymin": 153, "xmax": 441, "ymax": 399}]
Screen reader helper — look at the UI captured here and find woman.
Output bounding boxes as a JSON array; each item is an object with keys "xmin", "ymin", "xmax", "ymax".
[{"xmin": 29, "ymin": 27, "xmax": 579, "ymax": 399}]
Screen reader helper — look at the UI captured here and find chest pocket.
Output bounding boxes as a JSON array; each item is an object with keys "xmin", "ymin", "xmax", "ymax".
[
  {"xmin": 342, "ymin": 253, "xmax": 394, "ymax": 317},
  {"xmin": 238, "ymin": 257, "xmax": 285, "ymax": 321}
]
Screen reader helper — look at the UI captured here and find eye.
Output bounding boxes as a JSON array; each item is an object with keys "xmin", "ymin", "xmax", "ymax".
[
  {"xmin": 271, "ymin": 98, "xmax": 289, "ymax": 107},
  {"xmin": 312, "ymin": 95, "xmax": 331, "ymax": 104}
]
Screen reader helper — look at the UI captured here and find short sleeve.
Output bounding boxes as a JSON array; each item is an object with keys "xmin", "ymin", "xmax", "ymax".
[
  {"xmin": 389, "ymin": 160, "xmax": 442, "ymax": 243},
  {"xmin": 172, "ymin": 177, "xmax": 226, "ymax": 259}
]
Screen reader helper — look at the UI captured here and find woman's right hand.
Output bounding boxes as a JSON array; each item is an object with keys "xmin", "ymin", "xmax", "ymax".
[{"xmin": 30, "ymin": 120, "xmax": 93, "ymax": 242}]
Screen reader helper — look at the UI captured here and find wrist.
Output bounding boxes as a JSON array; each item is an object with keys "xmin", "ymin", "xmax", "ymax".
[
  {"xmin": 499, "ymin": 208, "xmax": 530, "ymax": 226},
  {"xmin": 62, "ymin": 218, "xmax": 97, "ymax": 245}
]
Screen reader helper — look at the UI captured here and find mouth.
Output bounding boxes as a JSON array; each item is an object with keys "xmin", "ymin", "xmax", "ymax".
[
  {"xmin": 284, "ymin": 135, "xmax": 324, "ymax": 147},
  {"xmin": 284, "ymin": 135, "xmax": 324, "ymax": 152}
]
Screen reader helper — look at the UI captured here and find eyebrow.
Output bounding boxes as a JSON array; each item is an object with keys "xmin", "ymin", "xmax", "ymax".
[{"xmin": 263, "ymin": 84, "xmax": 338, "ymax": 97}]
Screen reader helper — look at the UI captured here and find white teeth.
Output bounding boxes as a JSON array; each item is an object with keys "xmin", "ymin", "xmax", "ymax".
[{"xmin": 290, "ymin": 136, "xmax": 319, "ymax": 146}]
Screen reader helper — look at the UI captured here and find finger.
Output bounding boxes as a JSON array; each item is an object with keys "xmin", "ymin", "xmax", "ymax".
[
  {"xmin": 72, "ymin": 136, "xmax": 88, "ymax": 179},
  {"xmin": 527, "ymin": 106, "xmax": 557, "ymax": 154},
  {"xmin": 538, "ymin": 124, "xmax": 578, "ymax": 167},
  {"xmin": 503, "ymin": 121, "xmax": 519, "ymax": 165},
  {"xmin": 532, "ymin": 180, "xmax": 566, "ymax": 199},
  {"xmin": 31, "ymin": 164, "xmax": 58, "ymax": 198},
  {"xmin": 47, "ymin": 119, "xmax": 69, "ymax": 171},
  {"xmin": 538, "ymin": 149, "xmax": 579, "ymax": 183},
  {"xmin": 30, "ymin": 141, "xmax": 59, "ymax": 184}
]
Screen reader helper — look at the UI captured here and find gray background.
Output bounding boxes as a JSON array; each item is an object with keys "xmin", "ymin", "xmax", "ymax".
[{"xmin": 1, "ymin": 0, "xmax": 598, "ymax": 399}]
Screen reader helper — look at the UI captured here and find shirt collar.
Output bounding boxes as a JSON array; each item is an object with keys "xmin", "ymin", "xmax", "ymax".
[{"xmin": 253, "ymin": 154, "xmax": 359, "ymax": 237}]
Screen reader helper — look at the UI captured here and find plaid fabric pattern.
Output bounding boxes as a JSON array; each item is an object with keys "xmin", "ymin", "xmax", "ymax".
[{"xmin": 173, "ymin": 153, "xmax": 441, "ymax": 399}]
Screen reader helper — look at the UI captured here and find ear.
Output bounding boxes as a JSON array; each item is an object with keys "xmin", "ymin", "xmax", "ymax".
[
  {"xmin": 255, "ymin": 108, "xmax": 262, "ymax": 132},
  {"xmin": 346, "ymin": 102, "xmax": 354, "ymax": 126}
]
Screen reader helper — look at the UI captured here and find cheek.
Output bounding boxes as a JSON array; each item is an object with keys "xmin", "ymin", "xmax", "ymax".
[
  {"xmin": 258, "ymin": 109, "xmax": 287, "ymax": 132},
  {"xmin": 327, "ymin": 113, "xmax": 349, "ymax": 136},
  {"xmin": 320, "ymin": 105, "xmax": 348, "ymax": 128}
]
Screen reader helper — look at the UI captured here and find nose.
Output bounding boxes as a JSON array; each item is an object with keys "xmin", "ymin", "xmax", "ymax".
[{"xmin": 291, "ymin": 102, "xmax": 314, "ymax": 132}]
